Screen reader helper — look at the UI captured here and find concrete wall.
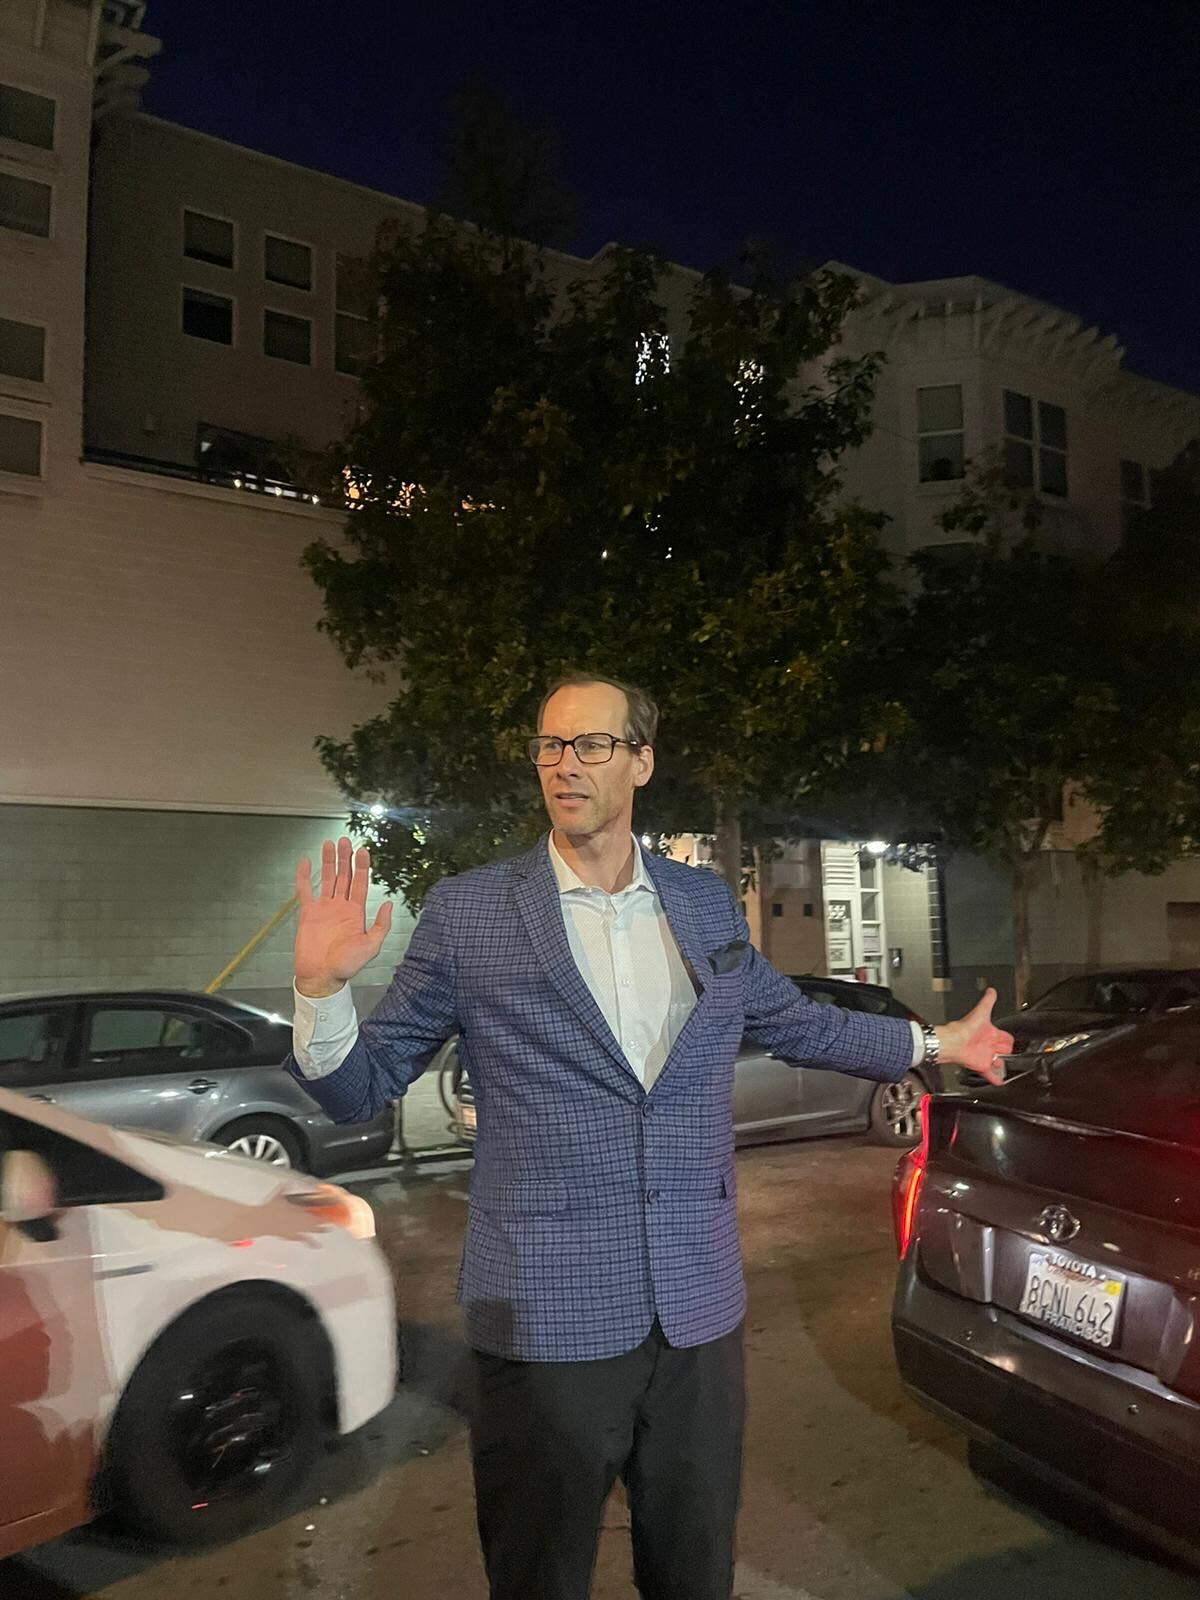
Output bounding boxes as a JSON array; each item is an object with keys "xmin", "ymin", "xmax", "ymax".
[
  {"xmin": 1, "ymin": 459, "xmax": 387, "ymax": 814},
  {"xmin": 0, "ymin": 803, "xmax": 413, "ymax": 1015},
  {"xmin": 880, "ymin": 861, "xmax": 939, "ymax": 1020},
  {"xmin": 944, "ymin": 850, "xmax": 1200, "ymax": 1016}
]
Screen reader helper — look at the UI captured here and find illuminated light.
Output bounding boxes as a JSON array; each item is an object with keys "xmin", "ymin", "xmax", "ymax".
[
  {"xmin": 866, "ymin": 840, "xmax": 889, "ymax": 855},
  {"xmin": 601, "ymin": 549, "xmax": 609, "ymax": 559},
  {"xmin": 1038, "ymin": 1030, "xmax": 1095, "ymax": 1054},
  {"xmin": 635, "ymin": 330, "xmax": 670, "ymax": 384},
  {"xmin": 369, "ymin": 802, "xmax": 386, "ymax": 819},
  {"xmin": 285, "ymin": 1182, "xmax": 376, "ymax": 1239},
  {"xmin": 229, "ymin": 1239, "xmax": 253, "ymax": 1249},
  {"xmin": 311, "ymin": 494, "xmax": 320, "ymax": 505},
  {"xmin": 641, "ymin": 833, "xmax": 652, "ymax": 846},
  {"xmin": 273, "ymin": 485, "xmax": 283, "ymax": 497},
  {"xmin": 894, "ymin": 1094, "xmax": 931, "ymax": 1257},
  {"xmin": 233, "ymin": 477, "xmax": 243, "ymax": 489}
]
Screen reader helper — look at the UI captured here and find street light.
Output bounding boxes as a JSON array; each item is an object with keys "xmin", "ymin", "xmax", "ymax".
[{"xmin": 866, "ymin": 839, "xmax": 889, "ymax": 856}]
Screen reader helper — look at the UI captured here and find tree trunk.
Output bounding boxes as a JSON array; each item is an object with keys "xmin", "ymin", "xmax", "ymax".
[
  {"xmin": 714, "ymin": 812, "xmax": 743, "ymax": 900},
  {"xmin": 1011, "ymin": 856, "xmax": 1034, "ymax": 1009}
]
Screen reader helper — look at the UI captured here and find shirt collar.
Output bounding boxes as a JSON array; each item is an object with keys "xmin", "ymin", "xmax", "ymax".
[{"xmin": 548, "ymin": 832, "xmax": 656, "ymax": 898}]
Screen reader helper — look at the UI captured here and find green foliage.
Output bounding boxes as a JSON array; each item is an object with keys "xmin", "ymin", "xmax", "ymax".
[
  {"xmin": 304, "ymin": 215, "xmax": 897, "ymax": 907},
  {"xmin": 828, "ymin": 456, "xmax": 1200, "ymax": 876}
]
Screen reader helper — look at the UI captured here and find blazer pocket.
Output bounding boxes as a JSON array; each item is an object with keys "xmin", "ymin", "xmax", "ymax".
[{"xmin": 472, "ymin": 1179, "xmax": 570, "ymax": 1217}]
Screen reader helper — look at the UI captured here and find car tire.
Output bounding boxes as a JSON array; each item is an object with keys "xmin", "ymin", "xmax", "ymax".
[
  {"xmin": 104, "ymin": 1292, "xmax": 328, "ymax": 1547},
  {"xmin": 213, "ymin": 1115, "xmax": 304, "ymax": 1169},
  {"xmin": 868, "ymin": 1072, "xmax": 926, "ymax": 1146}
]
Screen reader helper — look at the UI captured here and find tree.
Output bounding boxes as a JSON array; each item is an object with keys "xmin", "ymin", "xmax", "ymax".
[
  {"xmin": 827, "ymin": 460, "xmax": 1200, "ymax": 1006},
  {"xmin": 440, "ymin": 81, "xmax": 578, "ymax": 250},
  {"xmin": 303, "ymin": 213, "xmax": 899, "ymax": 910}
]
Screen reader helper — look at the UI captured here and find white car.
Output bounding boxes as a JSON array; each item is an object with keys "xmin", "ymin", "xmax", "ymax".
[{"xmin": 0, "ymin": 1084, "xmax": 396, "ymax": 1558}]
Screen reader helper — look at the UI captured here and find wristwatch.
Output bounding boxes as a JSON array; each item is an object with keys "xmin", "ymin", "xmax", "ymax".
[{"xmin": 920, "ymin": 1024, "xmax": 940, "ymax": 1067}]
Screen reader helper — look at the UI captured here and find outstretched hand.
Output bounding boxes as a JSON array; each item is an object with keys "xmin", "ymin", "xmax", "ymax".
[
  {"xmin": 294, "ymin": 837, "xmax": 393, "ymax": 998},
  {"xmin": 935, "ymin": 988, "xmax": 1013, "ymax": 1085}
]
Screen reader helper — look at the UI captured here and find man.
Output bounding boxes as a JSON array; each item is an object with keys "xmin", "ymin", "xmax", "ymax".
[{"xmin": 287, "ymin": 673, "xmax": 1011, "ymax": 1600}]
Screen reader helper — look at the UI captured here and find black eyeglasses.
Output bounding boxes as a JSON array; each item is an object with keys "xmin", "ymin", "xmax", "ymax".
[{"xmin": 528, "ymin": 733, "xmax": 643, "ymax": 767}]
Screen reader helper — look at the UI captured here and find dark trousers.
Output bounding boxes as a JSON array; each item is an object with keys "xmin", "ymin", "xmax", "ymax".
[{"xmin": 470, "ymin": 1319, "xmax": 745, "ymax": 1600}]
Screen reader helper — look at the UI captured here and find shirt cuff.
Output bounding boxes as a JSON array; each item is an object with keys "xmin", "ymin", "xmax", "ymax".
[
  {"xmin": 909, "ymin": 1020, "xmax": 926, "ymax": 1069},
  {"xmin": 292, "ymin": 981, "xmax": 360, "ymax": 1079}
]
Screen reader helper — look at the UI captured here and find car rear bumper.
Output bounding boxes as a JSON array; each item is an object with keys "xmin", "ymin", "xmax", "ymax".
[
  {"xmin": 894, "ymin": 1266, "xmax": 1200, "ymax": 1546},
  {"xmin": 306, "ymin": 1109, "xmax": 394, "ymax": 1173}
]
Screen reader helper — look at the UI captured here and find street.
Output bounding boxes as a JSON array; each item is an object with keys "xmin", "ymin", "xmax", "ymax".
[{"xmin": 8, "ymin": 1135, "xmax": 1199, "ymax": 1600}]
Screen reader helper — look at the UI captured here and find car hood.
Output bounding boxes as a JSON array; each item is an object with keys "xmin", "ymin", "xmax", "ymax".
[
  {"xmin": 0, "ymin": 1085, "xmax": 317, "ymax": 1207},
  {"xmin": 110, "ymin": 1124, "xmax": 320, "ymax": 1205},
  {"xmin": 996, "ymin": 1008, "xmax": 1137, "ymax": 1045}
]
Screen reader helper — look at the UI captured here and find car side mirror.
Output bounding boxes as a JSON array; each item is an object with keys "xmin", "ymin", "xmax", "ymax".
[{"xmin": 1, "ymin": 1151, "xmax": 60, "ymax": 1242}]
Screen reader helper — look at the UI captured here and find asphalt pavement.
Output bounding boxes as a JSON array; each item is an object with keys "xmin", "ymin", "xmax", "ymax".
[{"xmin": 9, "ymin": 1136, "xmax": 1200, "ymax": 1600}]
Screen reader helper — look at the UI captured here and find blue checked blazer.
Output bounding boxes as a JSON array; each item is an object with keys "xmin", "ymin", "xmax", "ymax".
[{"xmin": 288, "ymin": 839, "xmax": 914, "ymax": 1360}]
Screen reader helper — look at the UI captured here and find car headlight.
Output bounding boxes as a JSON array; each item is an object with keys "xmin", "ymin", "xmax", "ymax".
[
  {"xmin": 285, "ymin": 1182, "xmax": 376, "ymax": 1239},
  {"xmin": 1037, "ymin": 1030, "xmax": 1096, "ymax": 1054}
]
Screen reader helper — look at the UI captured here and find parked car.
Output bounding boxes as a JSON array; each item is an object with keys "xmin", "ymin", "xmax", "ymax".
[
  {"xmin": 892, "ymin": 1010, "xmax": 1200, "ymax": 1555},
  {"xmin": 0, "ymin": 991, "xmax": 393, "ymax": 1174},
  {"xmin": 0, "ymin": 1084, "xmax": 396, "ymax": 1556},
  {"xmin": 960, "ymin": 967, "xmax": 1200, "ymax": 1087},
  {"xmin": 444, "ymin": 975, "xmax": 937, "ymax": 1150}
]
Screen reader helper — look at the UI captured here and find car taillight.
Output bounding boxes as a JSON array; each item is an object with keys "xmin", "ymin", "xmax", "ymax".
[
  {"xmin": 893, "ymin": 1093, "xmax": 931, "ymax": 1258},
  {"xmin": 285, "ymin": 1182, "xmax": 376, "ymax": 1240}
]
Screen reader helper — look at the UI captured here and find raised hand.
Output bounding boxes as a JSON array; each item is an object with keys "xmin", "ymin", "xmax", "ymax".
[
  {"xmin": 293, "ymin": 837, "xmax": 394, "ymax": 998},
  {"xmin": 934, "ymin": 988, "xmax": 1014, "ymax": 1085}
]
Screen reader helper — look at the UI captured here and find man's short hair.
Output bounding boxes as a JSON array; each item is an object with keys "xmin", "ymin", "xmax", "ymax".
[{"xmin": 538, "ymin": 672, "xmax": 659, "ymax": 749}]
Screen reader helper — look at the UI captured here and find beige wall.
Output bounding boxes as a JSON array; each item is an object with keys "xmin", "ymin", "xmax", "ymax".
[
  {"xmin": 85, "ymin": 114, "xmax": 426, "ymax": 466},
  {"xmin": 1, "ymin": 460, "xmax": 387, "ymax": 814}
]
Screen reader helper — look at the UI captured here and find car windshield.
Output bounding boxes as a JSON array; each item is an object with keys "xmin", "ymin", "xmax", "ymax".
[{"xmin": 1031, "ymin": 975, "xmax": 1157, "ymax": 1015}]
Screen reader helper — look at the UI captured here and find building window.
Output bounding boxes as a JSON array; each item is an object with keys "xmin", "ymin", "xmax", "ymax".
[
  {"xmin": 0, "ymin": 84, "xmax": 55, "ymax": 150},
  {"xmin": 0, "ymin": 171, "xmax": 51, "ymax": 237},
  {"xmin": 183, "ymin": 209, "xmax": 234, "ymax": 268},
  {"xmin": 335, "ymin": 253, "xmax": 375, "ymax": 375},
  {"xmin": 264, "ymin": 309, "xmax": 311, "ymax": 365},
  {"xmin": 917, "ymin": 385, "xmax": 965, "ymax": 481},
  {"xmin": 1120, "ymin": 458, "xmax": 1152, "ymax": 537},
  {"xmin": 182, "ymin": 286, "xmax": 234, "ymax": 345},
  {"xmin": 264, "ymin": 234, "xmax": 312, "ymax": 291},
  {"xmin": 1004, "ymin": 389, "xmax": 1068, "ymax": 497},
  {"xmin": 0, "ymin": 316, "xmax": 45, "ymax": 382},
  {"xmin": 0, "ymin": 411, "xmax": 42, "ymax": 476}
]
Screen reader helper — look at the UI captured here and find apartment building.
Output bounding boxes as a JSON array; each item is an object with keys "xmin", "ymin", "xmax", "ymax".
[{"xmin": 4, "ymin": 0, "xmax": 1200, "ymax": 1020}]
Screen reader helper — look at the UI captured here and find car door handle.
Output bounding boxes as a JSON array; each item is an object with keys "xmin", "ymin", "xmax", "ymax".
[
  {"xmin": 28, "ymin": 1092, "xmax": 55, "ymax": 1103},
  {"xmin": 188, "ymin": 1078, "xmax": 217, "ymax": 1095}
]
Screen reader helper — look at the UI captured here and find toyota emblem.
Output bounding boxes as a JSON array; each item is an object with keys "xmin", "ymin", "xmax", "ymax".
[{"xmin": 1037, "ymin": 1204, "xmax": 1081, "ymax": 1243}]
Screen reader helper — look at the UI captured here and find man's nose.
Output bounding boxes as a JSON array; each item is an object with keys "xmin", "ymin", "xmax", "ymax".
[{"xmin": 558, "ymin": 743, "xmax": 586, "ymax": 779}]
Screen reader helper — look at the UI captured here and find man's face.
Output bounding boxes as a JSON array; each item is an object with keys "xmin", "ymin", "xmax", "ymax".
[{"xmin": 536, "ymin": 683, "xmax": 654, "ymax": 840}]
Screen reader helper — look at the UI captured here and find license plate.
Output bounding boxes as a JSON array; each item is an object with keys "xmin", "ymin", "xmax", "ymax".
[{"xmin": 1021, "ymin": 1250, "xmax": 1125, "ymax": 1349}]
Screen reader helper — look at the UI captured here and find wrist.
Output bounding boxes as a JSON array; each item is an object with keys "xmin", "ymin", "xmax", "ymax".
[{"xmin": 294, "ymin": 975, "xmax": 344, "ymax": 1000}]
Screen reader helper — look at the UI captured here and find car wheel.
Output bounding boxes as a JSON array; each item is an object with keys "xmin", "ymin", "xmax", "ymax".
[
  {"xmin": 104, "ymin": 1293, "xmax": 328, "ymax": 1547},
  {"xmin": 869, "ymin": 1072, "xmax": 925, "ymax": 1146},
  {"xmin": 213, "ymin": 1116, "xmax": 303, "ymax": 1168}
]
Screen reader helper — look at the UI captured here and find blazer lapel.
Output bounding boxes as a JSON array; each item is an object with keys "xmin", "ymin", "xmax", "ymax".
[
  {"xmin": 642, "ymin": 848, "xmax": 714, "ymax": 997},
  {"xmin": 512, "ymin": 840, "xmax": 635, "ymax": 1082},
  {"xmin": 642, "ymin": 849, "xmax": 726, "ymax": 1088}
]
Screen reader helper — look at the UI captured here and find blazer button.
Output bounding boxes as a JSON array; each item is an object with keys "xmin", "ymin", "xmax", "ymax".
[{"xmin": 646, "ymin": 1188, "xmax": 660, "ymax": 1202}]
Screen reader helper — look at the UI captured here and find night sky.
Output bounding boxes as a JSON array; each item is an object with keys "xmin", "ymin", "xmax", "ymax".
[{"xmin": 145, "ymin": 0, "xmax": 1196, "ymax": 391}]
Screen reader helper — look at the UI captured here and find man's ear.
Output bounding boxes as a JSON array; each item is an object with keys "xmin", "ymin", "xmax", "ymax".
[{"xmin": 634, "ymin": 745, "xmax": 655, "ymax": 789}]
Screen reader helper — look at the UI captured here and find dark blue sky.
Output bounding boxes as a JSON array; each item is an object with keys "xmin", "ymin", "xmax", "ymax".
[{"xmin": 145, "ymin": 0, "xmax": 1196, "ymax": 390}]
